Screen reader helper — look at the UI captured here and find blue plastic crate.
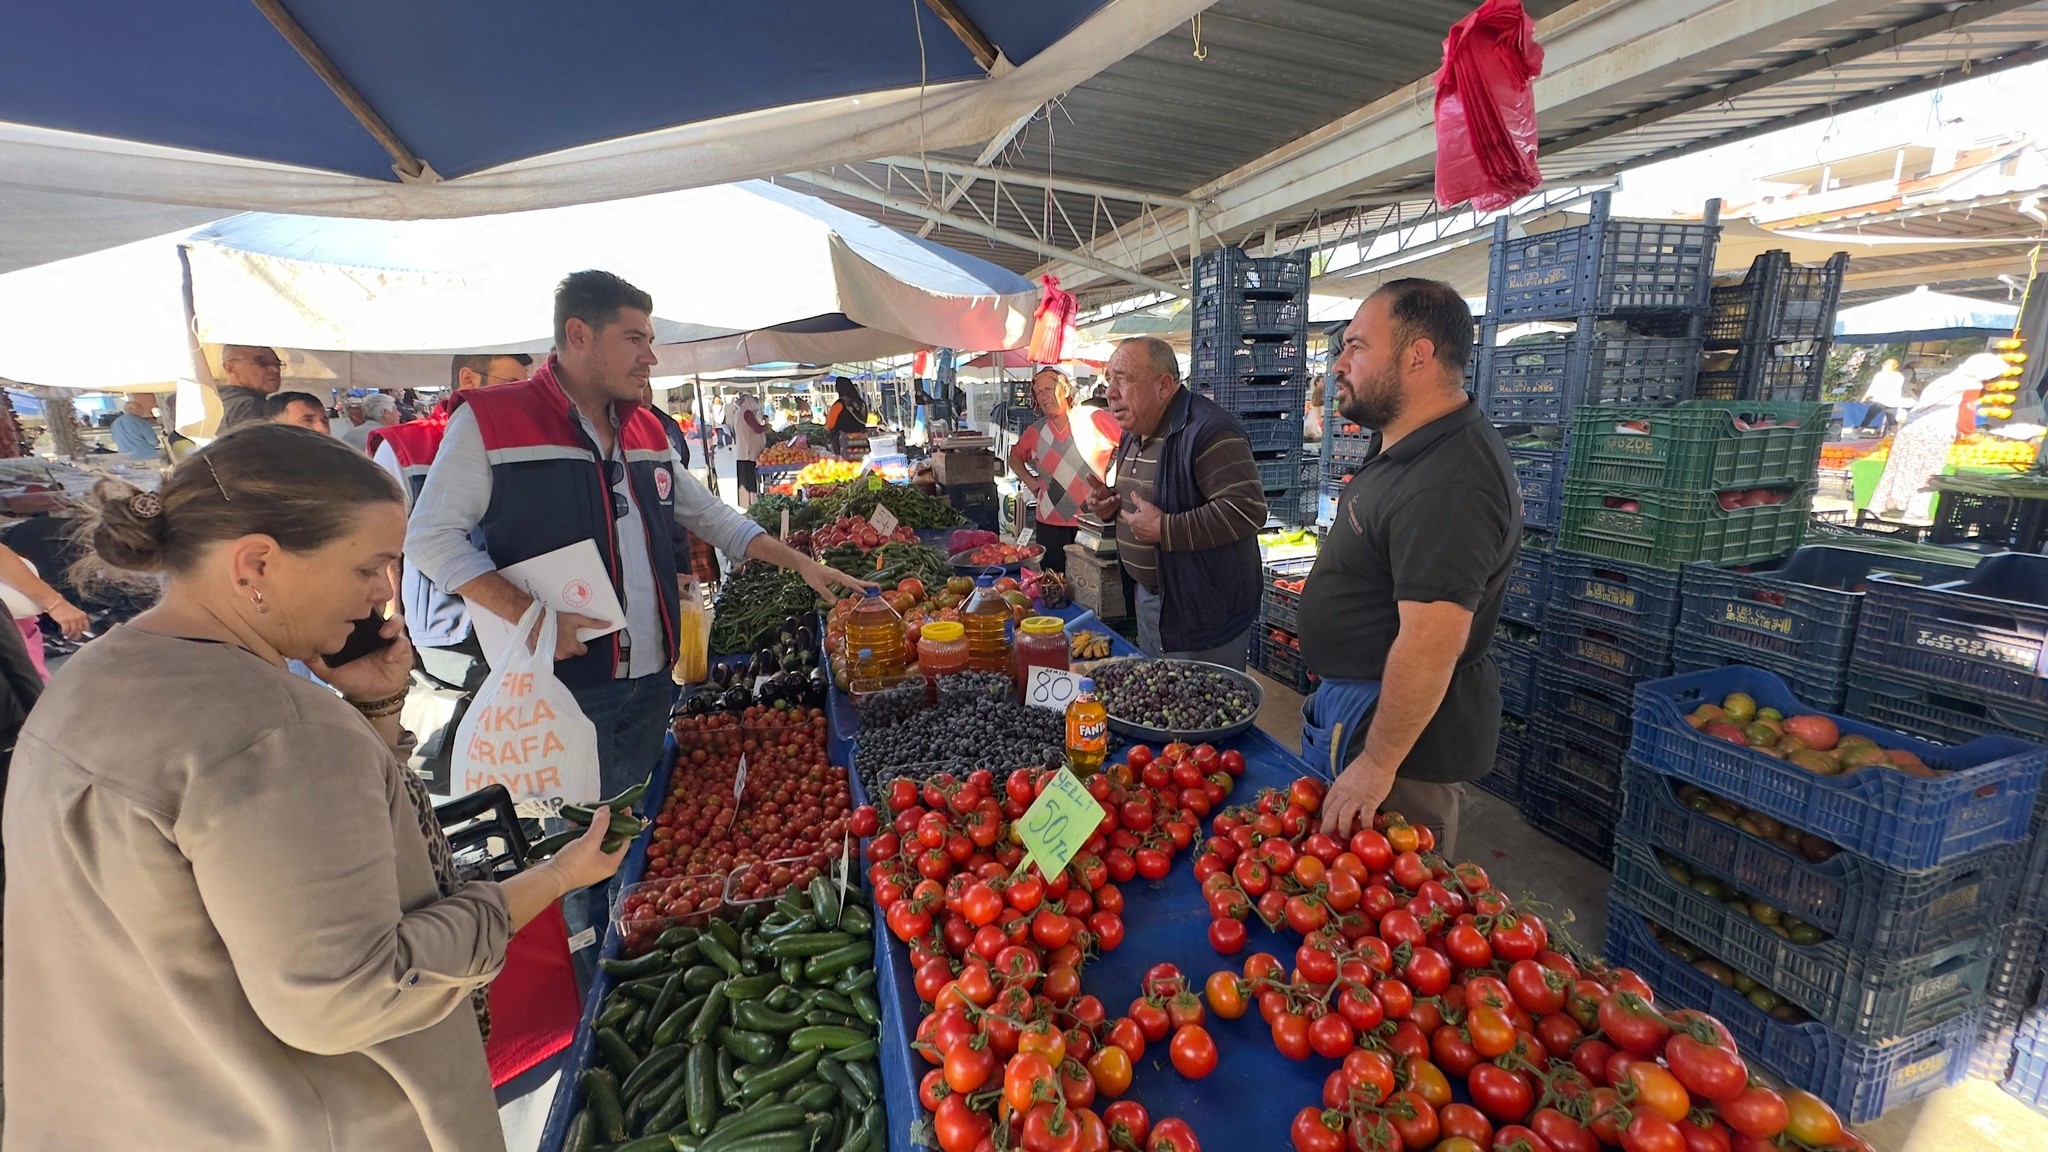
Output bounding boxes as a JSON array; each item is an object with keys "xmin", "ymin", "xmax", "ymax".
[
  {"xmin": 1530, "ymin": 714, "xmax": 1626, "ymax": 808},
  {"xmin": 1502, "ymin": 533, "xmax": 1552, "ymax": 626},
  {"xmin": 1842, "ymin": 664, "xmax": 2048, "ymax": 748},
  {"xmin": 1703, "ymin": 251, "xmax": 1848, "ymax": 346},
  {"xmin": 1510, "ymin": 443, "xmax": 1564, "ymax": 530},
  {"xmin": 1254, "ymin": 449, "xmax": 1301, "ymax": 492},
  {"xmin": 1540, "ymin": 606, "xmax": 1675, "ymax": 694},
  {"xmin": 1193, "ymin": 291, "xmax": 1310, "ymax": 341},
  {"xmin": 1548, "ymin": 550, "xmax": 1684, "ymax": 636},
  {"xmin": 1327, "ymin": 429, "xmax": 1373, "ymax": 465},
  {"xmin": 1194, "ymin": 374, "xmax": 1306, "ymax": 415},
  {"xmin": 1853, "ymin": 554, "xmax": 2048, "ymax": 714},
  {"xmin": 1479, "ymin": 333, "xmax": 1701, "ymax": 423},
  {"xmin": 1489, "ymin": 192, "xmax": 1720, "ymax": 320},
  {"xmin": 1191, "ymin": 335, "xmax": 1307, "ymax": 381},
  {"xmin": 2006, "ymin": 1004, "xmax": 2048, "ymax": 1114},
  {"xmin": 1194, "ymin": 247, "xmax": 1310, "ymax": 296},
  {"xmin": 1480, "ymin": 713, "xmax": 1530, "ymax": 804},
  {"xmin": 1977, "ymin": 921, "xmax": 2047, "ymax": 1079},
  {"xmin": 1618, "ymin": 762, "xmax": 2016, "ymax": 959},
  {"xmin": 1674, "ymin": 637, "xmax": 1848, "ymax": 711},
  {"xmin": 1695, "ymin": 342, "xmax": 1830, "ymax": 404},
  {"xmin": 1611, "ymin": 833, "xmax": 1995, "ymax": 1041},
  {"xmin": 1241, "ymin": 414, "xmax": 1305, "ymax": 454},
  {"xmin": 1630, "ymin": 665, "xmax": 2048, "ymax": 870},
  {"xmin": 1495, "ymin": 632, "xmax": 1539, "ymax": 717},
  {"xmin": 1520, "ymin": 767, "xmax": 1618, "ymax": 865},
  {"xmin": 1533, "ymin": 667, "xmax": 1636, "ymax": 756},
  {"xmin": 1257, "ymin": 632, "xmax": 1313, "ymax": 694},
  {"xmin": 1605, "ymin": 902, "xmax": 1979, "ymax": 1124}
]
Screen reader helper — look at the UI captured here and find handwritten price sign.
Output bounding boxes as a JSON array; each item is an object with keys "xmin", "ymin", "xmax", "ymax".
[
  {"xmin": 1016, "ymin": 766, "xmax": 1101, "ymax": 878},
  {"xmin": 868, "ymin": 504, "xmax": 899, "ymax": 536},
  {"xmin": 1024, "ymin": 666, "xmax": 1086, "ymax": 713}
]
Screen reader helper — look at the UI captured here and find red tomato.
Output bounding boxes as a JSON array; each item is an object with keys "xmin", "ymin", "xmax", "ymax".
[
  {"xmin": 1103, "ymin": 1101, "xmax": 1150, "ymax": 1150},
  {"xmin": 1534, "ymin": 1012, "xmax": 1584, "ymax": 1059},
  {"xmin": 943, "ymin": 1041, "xmax": 995, "ymax": 1093},
  {"xmin": 1373, "ymin": 978, "xmax": 1414, "ymax": 1020},
  {"xmin": 1270, "ymin": 1012, "xmax": 1312, "ymax": 1061},
  {"xmin": 1440, "ymin": 1103, "xmax": 1494, "ymax": 1146},
  {"xmin": 1598, "ymin": 992, "xmax": 1671, "ymax": 1056},
  {"xmin": 1350, "ymin": 828, "xmax": 1393, "ymax": 870},
  {"xmin": 1621, "ymin": 1114, "xmax": 1687, "ymax": 1152},
  {"xmin": 1129, "ymin": 998, "xmax": 1171, "ymax": 1043},
  {"xmin": 1307, "ymin": 1011, "xmax": 1355, "ymax": 1059},
  {"xmin": 1335, "ymin": 984, "xmax": 1384, "ymax": 1033},
  {"xmin": 1022, "ymin": 1101, "xmax": 1083, "ymax": 1152},
  {"xmin": 1290, "ymin": 1108, "xmax": 1344, "ymax": 1152},
  {"xmin": 933, "ymin": 1094, "xmax": 990, "ymax": 1152},
  {"xmin": 1208, "ymin": 916, "xmax": 1247, "ymax": 955},
  {"xmin": 1386, "ymin": 1090, "xmax": 1440, "ymax": 1150},
  {"xmin": 1531, "ymin": 1108, "xmax": 1598, "ymax": 1152},
  {"xmin": 1148, "ymin": 1118, "xmax": 1201, "ymax": 1152},
  {"xmin": 1403, "ymin": 947, "xmax": 1452, "ymax": 996},
  {"xmin": 1718, "ymin": 1086, "xmax": 1788, "ymax": 1139},
  {"xmin": 1468, "ymin": 1063, "xmax": 1535, "ymax": 1124},
  {"xmin": 1445, "ymin": 923, "xmax": 1494, "ymax": 970},
  {"xmin": 1220, "ymin": 749, "xmax": 1245, "ymax": 776},
  {"xmin": 1665, "ymin": 1032, "xmax": 1748, "ymax": 1103}
]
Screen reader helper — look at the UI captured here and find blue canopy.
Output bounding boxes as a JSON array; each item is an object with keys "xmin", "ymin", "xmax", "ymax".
[
  {"xmin": 1833, "ymin": 286, "xmax": 2020, "ymax": 344},
  {"xmin": 0, "ymin": 1, "xmax": 1207, "ymax": 225}
]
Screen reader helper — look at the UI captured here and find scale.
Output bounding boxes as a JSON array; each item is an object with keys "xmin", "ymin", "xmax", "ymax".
[
  {"xmin": 930, "ymin": 433, "xmax": 997, "ymax": 487},
  {"xmin": 1073, "ymin": 512, "xmax": 1119, "ymax": 556}
]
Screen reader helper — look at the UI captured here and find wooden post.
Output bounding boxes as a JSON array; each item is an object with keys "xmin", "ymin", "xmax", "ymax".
[{"xmin": 693, "ymin": 375, "xmax": 720, "ymax": 500}]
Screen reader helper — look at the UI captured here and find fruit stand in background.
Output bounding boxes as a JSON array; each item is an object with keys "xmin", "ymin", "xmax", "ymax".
[{"xmin": 1847, "ymin": 433, "xmax": 2040, "ymax": 517}]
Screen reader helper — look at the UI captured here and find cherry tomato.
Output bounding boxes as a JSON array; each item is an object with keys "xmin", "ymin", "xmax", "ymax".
[
  {"xmin": 1598, "ymin": 992, "xmax": 1671, "ymax": 1057},
  {"xmin": 1129, "ymin": 998, "xmax": 1171, "ymax": 1043},
  {"xmin": 1290, "ymin": 1107, "xmax": 1345, "ymax": 1152},
  {"xmin": 1468, "ymin": 1063, "xmax": 1536, "ymax": 1123},
  {"xmin": 1148, "ymin": 1117, "xmax": 1201, "ymax": 1152},
  {"xmin": 1664, "ymin": 1032, "xmax": 1748, "ymax": 1103},
  {"xmin": 1403, "ymin": 946, "xmax": 1452, "ymax": 996},
  {"xmin": 1627, "ymin": 1062, "xmax": 1691, "ymax": 1123},
  {"xmin": 1306, "ymin": 1011, "xmax": 1355, "ymax": 1059},
  {"xmin": 943, "ymin": 1039, "xmax": 996, "ymax": 1093},
  {"xmin": 1209, "ymin": 917, "xmax": 1247, "ymax": 955},
  {"xmin": 933, "ymin": 1093, "xmax": 990, "ymax": 1152},
  {"xmin": 1168, "ymin": 1025, "xmax": 1217, "ymax": 1078},
  {"xmin": 1270, "ymin": 1012, "xmax": 1312, "ymax": 1061},
  {"xmin": 1531, "ymin": 1107, "xmax": 1598, "ymax": 1152},
  {"xmin": 1205, "ymin": 971, "xmax": 1247, "ymax": 1020},
  {"xmin": 1103, "ymin": 1101, "xmax": 1150, "ymax": 1150}
]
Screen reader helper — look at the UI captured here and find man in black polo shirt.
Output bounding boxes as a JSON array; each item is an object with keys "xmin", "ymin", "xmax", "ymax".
[{"xmin": 1298, "ymin": 279, "xmax": 1519, "ymax": 856}]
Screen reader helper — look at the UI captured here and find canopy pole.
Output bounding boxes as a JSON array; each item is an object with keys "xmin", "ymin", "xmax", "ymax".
[
  {"xmin": 248, "ymin": 0, "xmax": 431, "ymax": 180},
  {"xmin": 693, "ymin": 375, "xmax": 720, "ymax": 500},
  {"xmin": 918, "ymin": 0, "xmax": 999, "ymax": 71}
]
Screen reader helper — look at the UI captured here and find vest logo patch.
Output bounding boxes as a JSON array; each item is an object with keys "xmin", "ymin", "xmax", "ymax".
[
  {"xmin": 654, "ymin": 466, "xmax": 674, "ymax": 502},
  {"xmin": 563, "ymin": 580, "xmax": 595, "ymax": 610}
]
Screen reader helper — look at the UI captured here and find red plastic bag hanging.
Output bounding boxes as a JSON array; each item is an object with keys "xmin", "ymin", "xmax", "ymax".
[
  {"xmin": 1433, "ymin": 0, "xmax": 1544, "ymax": 212},
  {"xmin": 1027, "ymin": 275, "xmax": 1077, "ymax": 364}
]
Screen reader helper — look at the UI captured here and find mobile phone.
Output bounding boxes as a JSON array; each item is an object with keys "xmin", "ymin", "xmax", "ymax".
[{"xmin": 328, "ymin": 612, "xmax": 398, "ymax": 667}]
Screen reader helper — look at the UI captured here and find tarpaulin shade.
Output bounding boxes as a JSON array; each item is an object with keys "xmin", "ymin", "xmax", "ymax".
[
  {"xmin": 1833, "ymin": 286, "xmax": 2021, "ymax": 344},
  {"xmin": 0, "ymin": 180, "xmax": 1037, "ymax": 392}
]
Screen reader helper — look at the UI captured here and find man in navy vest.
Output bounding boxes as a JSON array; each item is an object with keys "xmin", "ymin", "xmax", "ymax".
[{"xmin": 408, "ymin": 271, "xmax": 871, "ymax": 795}]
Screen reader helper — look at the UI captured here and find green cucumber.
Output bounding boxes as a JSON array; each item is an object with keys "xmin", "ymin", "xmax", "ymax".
[
  {"xmin": 685, "ymin": 981, "xmax": 729, "ymax": 1045},
  {"xmin": 686, "ymin": 1042, "xmax": 718, "ymax": 1136},
  {"xmin": 621, "ymin": 1046, "xmax": 686, "ymax": 1102},
  {"xmin": 594, "ymin": 1027, "xmax": 640, "ymax": 1079},
  {"xmin": 737, "ymin": 1050, "xmax": 821, "ymax": 1104},
  {"xmin": 802, "ymin": 942, "xmax": 872, "ymax": 981},
  {"xmin": 582, "ymin": 1067, "xmax": 627, "ymax": 1143}
]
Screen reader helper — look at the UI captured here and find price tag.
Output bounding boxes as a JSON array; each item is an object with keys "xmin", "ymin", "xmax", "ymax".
[
  {"xmin": 1015, "ymin": 767, "xmax": 1100, "ymax": 879},
  {"xmin": 868, "ymin": 504, "xmax": 899, "ymax": 536},
  {"xmin": 867, "ymin": 475, "xmax": 885, "ymax": 492},
  {"xmin": 734, "ymin": 754, "xmax": 749, "ymax": 804},
  {"xmin": 1025, "ymin": 665, "xmax": 1086, "ymax": 713}
]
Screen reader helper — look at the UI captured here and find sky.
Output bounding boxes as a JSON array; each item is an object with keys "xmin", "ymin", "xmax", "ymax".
[{"xmin": 1612, "ymin": 60, "xmax": 2048, "ymax": 216}]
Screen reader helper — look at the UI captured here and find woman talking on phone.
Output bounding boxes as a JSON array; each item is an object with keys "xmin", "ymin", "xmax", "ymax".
[{"xmin": 3, "ymin": 423, "xmax": 625, "ymax": 1151}]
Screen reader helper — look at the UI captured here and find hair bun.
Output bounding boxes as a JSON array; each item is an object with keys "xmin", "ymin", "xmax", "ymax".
[{"xmin": 80, "ymin": 478, "xmax": 169, "ymax": 576}]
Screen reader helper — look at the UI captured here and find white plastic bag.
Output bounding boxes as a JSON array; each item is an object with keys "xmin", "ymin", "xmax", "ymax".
[{"xmin": 450, "ymin": 601, "xmax": 600, "ymax": 814}]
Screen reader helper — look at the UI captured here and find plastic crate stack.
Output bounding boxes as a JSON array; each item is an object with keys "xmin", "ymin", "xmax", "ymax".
[
  {"xmin": 1608, "ymin": 663, "xmax": 2048, "ymax": 1124},
  {"xmin": 1252, "ymin": 555, "xmax": 1316, "ymax": 693},
  {"xmin": 1696, "ymin": 250, "xmax": 1848, "ymax": 403},
  {"xmin": 1320, "ymin": 321, "xmax": 1372, "ymax": 524},
  {"xmin": 1475, "ymin": 529, "xmax": 1550, "ymax": 806},
  {"xmin": 1191, "ymin": 247, "xmax": 1312, "ymax": 525},
  {"xmin": 1827, "ymin": 552, "xmax": 2048, "ymax": 1094}
]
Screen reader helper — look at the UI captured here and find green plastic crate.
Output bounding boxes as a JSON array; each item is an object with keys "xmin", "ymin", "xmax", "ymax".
[
  {"xmin": 1558, "ymin": 480, "xmax": 1813, "ymax": 570},
  {"xmin": 1567, "ymin": 401, "xmax": 1828, "ymax": 491}
]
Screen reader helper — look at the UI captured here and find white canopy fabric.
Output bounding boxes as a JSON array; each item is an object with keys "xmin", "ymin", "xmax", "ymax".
[
  {"xmin": 1832, "ymin": 285, "xmax": 2022, "ymax": 343},
  {"xmin": 0, "ymin": 181, "xmax": 1038, "ymax": 419}
]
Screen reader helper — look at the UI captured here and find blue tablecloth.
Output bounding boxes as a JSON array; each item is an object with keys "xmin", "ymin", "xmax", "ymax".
[{"xmin": 829, "ymin": 606, "xmax": 1331, "ymax": 1152}]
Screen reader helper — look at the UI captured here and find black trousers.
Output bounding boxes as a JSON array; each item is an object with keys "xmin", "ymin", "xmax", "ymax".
[{"xmin": 1034, "ymin": 523, "xmax": 1077, "ymax": 572}]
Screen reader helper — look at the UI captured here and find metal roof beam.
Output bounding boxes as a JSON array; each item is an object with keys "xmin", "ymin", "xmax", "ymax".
[
  {"xmin": 878, "ymin": 156, "xmax": 1206, "ymax": 210},
  {"xmin": 794, "ymin": 169, "xmax": 1189, "ymax": 299},
  {"xmin": 1033, "ymin": 0, "xmax": 1963, "ymax": 296},
  {"xmin": 915, "ymin": 108, "xmax": 1039, "ymax": 238}
]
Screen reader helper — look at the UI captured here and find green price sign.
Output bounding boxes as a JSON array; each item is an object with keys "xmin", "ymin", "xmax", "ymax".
[{"xmin": 1016, "ymin": 767, "xmax": 1101, "ymax": 879}]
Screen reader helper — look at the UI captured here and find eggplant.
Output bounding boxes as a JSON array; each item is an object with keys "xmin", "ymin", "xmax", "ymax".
[
  {"xmin": 796, "ymin": 624, "xmax": 816, "ymax": 652},
  {"xmin": 722, "ymin": 686, "xmax": 755, "ymax": 711}
]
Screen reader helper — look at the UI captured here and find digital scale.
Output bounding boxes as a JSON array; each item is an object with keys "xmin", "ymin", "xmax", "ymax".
[{"xmin": 1073, "ymin": 512, "xmax": 1119, "ymax": 556}]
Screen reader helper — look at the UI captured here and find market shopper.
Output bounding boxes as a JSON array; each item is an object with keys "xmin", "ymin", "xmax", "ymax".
[
  {"xmin": 1868, "ymin": 352, "xmax": 2007, "ymax": 519},
  {"xmin": 728, "ymin": 392, "xmax": 769, "ymax": 507},
  {"xmin": 1086, "ymin": 336, "xmax": 1265, "ymax": 668},
  {"xmin": 1298, "ymin": 280, "xmax": 1519, "ymax": 858},
  {"xmin": 1010, "ymin": 366, "xmax": 1124, "ymax": 573},
  {"xmin": 110, "ymin": 393, "xmax": 163, "ymax": 459},
  {"xmin": 267, "ymin": 390, "xmax": 333, "ymax": 434},
  {"xmin": 2, "ymin": 423, "xmax": 628, "ymax": 1151},
  {"xmin": 214, "ymin": 343, "xmax": 284, "ymax": 430},
  {"xmin": 408, "ymin": 271, "xmax": 871, "ymax": 794},
  {"xmin": 826, "ymin": 375, "xmax": 872, "ymax": 458}
]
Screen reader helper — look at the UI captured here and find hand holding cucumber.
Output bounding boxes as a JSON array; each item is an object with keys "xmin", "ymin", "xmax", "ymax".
[{"xmin": 547, "ymin": 805, "xmax": 630, "ymax": 891}]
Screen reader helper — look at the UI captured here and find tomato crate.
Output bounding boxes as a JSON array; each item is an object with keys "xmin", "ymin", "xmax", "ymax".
[
  {"xmin": 1618, "ymin": 762, "xmax": 2017, "ymax": 959},
  {"xmin": 1509, "ymin": 443, "xmax": 1564, "ymax": 529},
  {"xmin": 1695, "ymin": 341, "xmax": 1830, "ymax": 403},
  {"xmin": 1704, "ymin": 251, "xmax": 1849, "ymax": 345},
  {"xmin": 1558, "ymin": 479, "xmax": 1812, "ymax": 570},
  {"xmin": 1255, "ymin": 633, "xmax": 1313, "ymax": 694},
  {"xmin": 1673, "ymin": 636, "xmax": 1846, "ymax": 710},
  {"xmin": 1488, "ymin": 192, "xmax": 1721, "ymax": 321},
  {"xmin": 1630, "ymin": 666, "xmax": 2048, "ymax": 870},
  {"xmin": 1502, "ymin": 531, "xmax": 1551, "ymax": 626},
  {"xmin": 1479, "ymin": 713, "xmax": 1529, "ymax": 804},
  {"xmin": 1539, "ymin": 606, "xmax": 1675, "ymax": 694},
  {"xmin": 1494, "ymin": 630, "xmax": 1540, "ymax": 717},
  {"xmin": 1519, "ymin": 769, "xmax": 1617, "ymax": 866},
  {"xmin": 1604, "ymin": 902, "xmax": 1979, "ymax": 1123},
  {"xmin": 1547, "ymin": 549, "xmax": 1684, "ymax": 636},
  {"xmin": 1477, "ymin": 334, "xmax": 1701, "ymax": 424},
  {"xmin": 1677, "ymin": 546, "xmax": 1979, "ymax": 710},
  {"xmin": 1259, "ymin": 556, "xmax": 1315, "ymax": 633},
  {"xmin": 1852, "ymin": 554, "xmax": 2048, "ymax": 714},
  {"xmin": 1842, "ymin": 664, "xmax": 2048, "ymax": 748},
  {"xmin": 1611, "ymin": 832, "xmax": 1995, "ymax": 1041},
  {"xmin": 1533, "ymin": 667, "xmax": 1636, "ymax": 753},
  {"xmin": 1193, "ymin": 246, "xmax": 1309, "ymax": 296},
  {"xmin": 1566, "ymin": 401, "xmax": 1828, "ymax": 491},
  {"xmin": 1240, "ymin": 413, "xmax": 1305, "ymax": 454}
]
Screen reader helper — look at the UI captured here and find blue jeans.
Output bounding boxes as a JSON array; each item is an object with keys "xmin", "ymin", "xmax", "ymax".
[{"xmin": 572, "ymin": 673, "xmax": 677, "ymax": 798}]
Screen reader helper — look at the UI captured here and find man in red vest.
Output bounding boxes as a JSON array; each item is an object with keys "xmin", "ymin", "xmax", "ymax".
[{"xmin": 409, "ymin": 271, "xmax": 871, "ymax": 795}]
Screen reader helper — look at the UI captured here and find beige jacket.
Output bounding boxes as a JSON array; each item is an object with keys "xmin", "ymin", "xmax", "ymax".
[{"xmin": 3, "ymin": 627, "xmax": 511, "ymax": 1151}]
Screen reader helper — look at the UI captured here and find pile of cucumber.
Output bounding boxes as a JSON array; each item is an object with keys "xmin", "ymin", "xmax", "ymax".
[{"xmin": 564, "ymin": 876, "xmax": 884, "ymax": 1152}]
